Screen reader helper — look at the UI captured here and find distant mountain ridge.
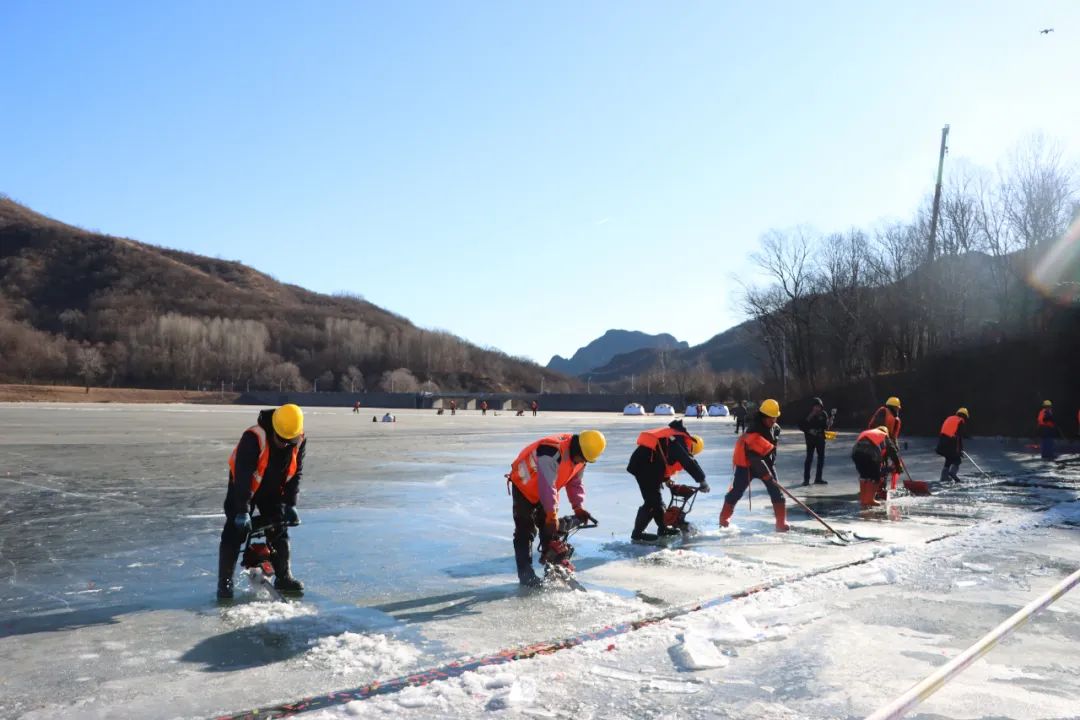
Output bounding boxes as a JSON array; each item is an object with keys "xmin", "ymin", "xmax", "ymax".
[
  {"xmin": 584, "ymin": 321, "xmax": 761, "ymax": 383},
  {"xmin": 547, "ymin": 329, "xmax": 689, "ymax": 376}
]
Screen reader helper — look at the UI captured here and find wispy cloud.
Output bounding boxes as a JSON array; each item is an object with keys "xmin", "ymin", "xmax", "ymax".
[{"xmin": 593, "ymin": 218, "xmax": 611, "ymax": 226}]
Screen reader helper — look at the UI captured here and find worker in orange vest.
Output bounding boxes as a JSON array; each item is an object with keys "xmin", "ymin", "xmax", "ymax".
[
  {"xmin": 626, "ymin": 420, "xmax": 709, "ymax": 542},
  {"xmin": 218, "ymin": 404, "xmax": 307, "ymax": 599},
  {"xmin": 868, "ymin": 396, "xmax": 902, "ymax": 442},
  {"xmin": 852, "ymin": 426, "xmax": 901, "ymax": 508},
  {"xmin": 1037, "ymin": 400, "xmax": 1056, "ymax": 459},
  {"xmin": 935, "ymin": 408, "xmax": 969, "ymax": 482},
  {"xmin": 719, "ymin": 399, "xmax": 788, "ymax": 532},
  {"xmin": 506, "ymin": 431, "xmax": 605, "ymax": 586}
]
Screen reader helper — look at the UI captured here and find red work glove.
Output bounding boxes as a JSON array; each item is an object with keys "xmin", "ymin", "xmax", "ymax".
[{"xmin": 574, "ymin": 507, "xmax": 597, "ymax": 525}]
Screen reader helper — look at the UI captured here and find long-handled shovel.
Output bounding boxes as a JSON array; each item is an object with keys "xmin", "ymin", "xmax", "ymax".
[
  {"xmin": 962, "ymin": 451, "xmax": 991, "ymax": 480},
  {"xmin": 763, "ymin": 473, "xmax": 876, "ymax": 544},
  {"xmin": 895, "ymin": 450, "xmax": 931, "ymax": 495}
]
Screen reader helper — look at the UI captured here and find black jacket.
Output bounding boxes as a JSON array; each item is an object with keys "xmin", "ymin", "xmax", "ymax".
[
  {"xmin": 799, "ymin": 410, "xmax": 829, "ymax": 439},
  {"xmin": 627, "ymin": 422, "xmax": 706, "ymax": 484},
  {"xmin": 227, "ymin": 409, "xmax": 306, "ymax": 515}
]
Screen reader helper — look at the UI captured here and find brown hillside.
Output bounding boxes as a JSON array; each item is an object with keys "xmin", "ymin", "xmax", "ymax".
[{"xmin": 0, "ymin": 197, "xmax": 577, "ymax": 393}]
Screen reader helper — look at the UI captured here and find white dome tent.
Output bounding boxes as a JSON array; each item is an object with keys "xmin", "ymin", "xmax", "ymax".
[
  {"xmin": 708, "ymin": 403, "xmax": 730, "ymax": 417},
  {"xmin": 654, "ymin": 403, "xmax": 675, "ymax": 416},
  {"xmin": 623, "ymin": 403, "xmax": 646, "ymax": 416},
  {"xmin": 684, "ymin": 404, "xmax": 703, "ymax": 417}
]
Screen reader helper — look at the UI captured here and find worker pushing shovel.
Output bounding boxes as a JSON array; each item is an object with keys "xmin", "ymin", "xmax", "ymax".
[{"xmin": 852, "ymin": 426, "xmax": 909, "ymax": 508}]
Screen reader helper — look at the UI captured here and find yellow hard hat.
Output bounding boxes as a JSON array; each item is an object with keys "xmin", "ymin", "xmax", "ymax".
[
  {"xmin": 876, "ymin": 425, "xmax": 890, "ymax": 435},
  {"xmin": 691, "ymin": 435, "xmax": 704, "ymax": 456},
  {"xmin": 272, "ymin": 403, "xmax": 304, "ymax": 440},
  {"xmin": 578, "ymin": 430, "xmax": 607, "ymax": 463},
  {"xmin": 759, "ymin": 399, "xmax": 781, "ymax": 418},
  {"xmin": 957, "ymin": 407, "xmax": 969, "ymax": 418},
  {"xmin": 1042, "ymin": 400, "xmax": 1052, "ymax": 407},
  {"xmin": 886, "ymin": 396, "xmax": 901, "ymax": 409}
]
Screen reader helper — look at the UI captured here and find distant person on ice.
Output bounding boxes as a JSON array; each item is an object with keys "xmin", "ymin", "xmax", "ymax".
[
  {"xmin": 480, "ymin": 400, "xmax": 488, "ymax": 416},
  {"xmin": 531, "ymin": 400, "xmax": 538, "ymax": 416},
  {"xmin": 217, "ymin": 403, "xmax": 307, "ymax": 599},
  {"xmin": 732, "ymin": 401, "xmax": 747, "ymax": 434},
  {"xmin": 449, "ymin": 399, "xmax": 457, "ymax": 416},
  {"xmin": 852, "ymin": 425, "xmax": 901, "ymax": 508},
  {"xmin": 1037, "ymin": 400, "xmax": 1056, "ymax": 460},
  {"xmin": 626, "ymin": 420, "xmax": 709, "ymax": 542},
  {"xmin": 719, "ymin": 399, "xmax": 789, "ymax": 532},
  {"xmin": 868, "ymin": 396, "xmax": 902, "ymax": 443},
  {"xmin": 798, "ymin": 397, "xmax": 830, "ymax": 486},
  {"xmin": 936, "ymin": 407, "xmax": 969, "ymax": 482},
  {"xmin": 506, "ymin": 431, "xmax": 605, "ymax": 586}
]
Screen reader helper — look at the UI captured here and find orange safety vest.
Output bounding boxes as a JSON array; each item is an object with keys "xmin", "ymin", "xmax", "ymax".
[
  {"xmin": 940, "ymin": 415, "xmax": 964, "ymax": 438},
  {"xmin": 1037, "ymin": 408, "xmax": 1054, "ymax": 428},
  {"xmin": 732, "ymin": 430, "xmax": 775, "ymax": 469},
  {"xmin": 508, "ymin": 433, "xmax": 583, "ymax": 504},
  {"xmin": 637, "ymin": 427, "xmax": 693, "ymax": 478},
  {"xmin": 856, "ymin": 427, "xmax": 890, "ymax": 459},
  {"xmin": 228, "ymin": 425, "xmax": 301, "ymax": 495},
  {"xmin": 868, "ymin": 406, "xmax": 902, "ymax": 441}
]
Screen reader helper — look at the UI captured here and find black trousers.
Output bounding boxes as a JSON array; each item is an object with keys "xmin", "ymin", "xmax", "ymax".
[
  {"xmin": 804, "ymin": 435, "xmax": 825, "ymax": 482},
  {"xmin": 220, "ymin": 496, "xmax": 290, "ymax": 554},
  {"xmin": 852, "ymin": 451, "xmax": 884, "ymax": 481},
  {"xmin": 511, "ymin": 486, "xmax": 552, "ymax": 579},
  {"xmin": 631, "ymin": 471, "xmax": 666, "ymax": 533},
  {"xmin": 734, "ymin": 417, "xmax": 746, "ymax": 433},
  {"xmin": 724, "ymin": 466, "xmax": 784, "ymax": 506}
]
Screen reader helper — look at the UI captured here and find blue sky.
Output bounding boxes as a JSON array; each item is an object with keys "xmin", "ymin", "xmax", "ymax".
[{"xmin": 3, "ymin": 1, "xmax": 1077, "ymax": 364}]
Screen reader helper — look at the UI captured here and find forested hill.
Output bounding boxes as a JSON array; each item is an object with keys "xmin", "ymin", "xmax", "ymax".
[{"xmin": 0, "ymin": 198, "xmax": 578, "ymax": 393}]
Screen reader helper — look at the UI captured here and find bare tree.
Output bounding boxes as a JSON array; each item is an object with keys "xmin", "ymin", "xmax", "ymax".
[
  {"xmin": 76, "ymin": 345, "xmax": 106, "ymax": 393},
  {"xmin": 1003, "ymin": 133, "xmax": 1076, "ymax": 250}
]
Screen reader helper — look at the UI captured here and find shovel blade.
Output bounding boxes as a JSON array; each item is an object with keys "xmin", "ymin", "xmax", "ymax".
[{"xmin": 903, "ymin": 479, "xmax": 932, "ymax": 496}]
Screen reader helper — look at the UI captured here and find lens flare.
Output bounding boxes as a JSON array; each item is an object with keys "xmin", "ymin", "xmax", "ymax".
[{"xmin": 1028, "ymin": 215, "xmax": 1080, "ymax": 304}]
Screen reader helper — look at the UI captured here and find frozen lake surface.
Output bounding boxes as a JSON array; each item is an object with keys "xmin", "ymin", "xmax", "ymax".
[{"xmin": 1, "ymin": 403, "xmax": 1078, "ymax": 719}]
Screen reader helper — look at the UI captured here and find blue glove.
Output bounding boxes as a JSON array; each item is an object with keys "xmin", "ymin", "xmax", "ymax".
[
  {"xmin": 234, "ymin": 512, "xmax": 252, "ymax": 532},
  {"xmin": 284, "ymin": 506, "xmax": 300, "ymax": 526}
]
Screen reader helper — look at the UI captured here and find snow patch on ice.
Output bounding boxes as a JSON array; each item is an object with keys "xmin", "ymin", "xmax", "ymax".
[
  {"xmin": 396, "ymin": 685, "xmax": 438, "ymax": 708},
  {"xmin": 670, "ymin": 633, "xmax": 729, "ymax": 670},
  {"xmin": 844, "ymin": 566, "xmax": 902, "ymax": 589},
  {"xmin": 221, "ymin": 600, "xmax": 317, "ymax": 627},
  {"xmin": 589, "ymin": 664, "xmax": 642, "ymax": 682},
  {"xmin": 685, "ymin": 614, "xmax": 790, "ymax": 646},
  {"xmin": 961, "ymin": 561, "xmax": 994, "ymax": 573},
  {"xmin": 485, "ymin": 677, "xmax": 536, "ymax": 710},
  {"xmin": 301, "ymin": 631, "xmax": 420, "ymax": 676},
  {"xmin": 637, "ymin": 548, "xmax": 766, "ymax": 574}
]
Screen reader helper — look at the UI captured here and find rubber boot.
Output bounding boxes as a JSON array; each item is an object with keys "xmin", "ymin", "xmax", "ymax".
[
  {"xmin": 217, "ymin": 542, "xmax": 240, "ymax": 600},
  {"xmin": 772, "ymin": 502, "xmax": 789, "ymax": 532},
  {"xmin": 874, "ymin": 479, "xmax": 887, "ymax": 502},
  {"xmin": 630, "ymin": 505, "xmax": 652, "ymax": 541},
  {"xmin": 719, "ymin": 502, "xmax": 735, "ymax": 528},
  {"xmin": 514, "ymin": 536, "xmax": 541, "ymax": 586},
  {"xmin": 270, "ymin": 536, "xmax": 304, "ymax": 594},
  {"xmin": 859, "ymin": 479, "xmax": 879, "ymax": 508}
]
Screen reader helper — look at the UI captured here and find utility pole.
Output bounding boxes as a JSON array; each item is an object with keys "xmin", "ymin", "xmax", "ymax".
[{"xmin": 927, "ymin": 124, "xmax": 950, "ymax": 262}]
